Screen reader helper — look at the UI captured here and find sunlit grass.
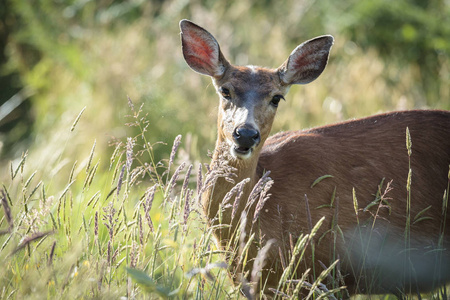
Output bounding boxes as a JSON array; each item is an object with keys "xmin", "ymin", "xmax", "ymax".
[
  {"xmin": 0, "ymin": 101, "xmax": 235, "ymax": 299},
  {"xmin": 2, "ymin": 100, "xmax": 448, "ymax": 299}
]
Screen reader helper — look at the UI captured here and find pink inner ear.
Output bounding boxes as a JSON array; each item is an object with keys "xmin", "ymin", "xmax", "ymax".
[
  {"xmin": 292, "ymin": 48, "xmax": 319, "ymax": 70},
  {"xmin": 190, "ymin": 34, "xmax": 215, "ymax": 61},
  {"xmin": 284, "ymin": 42, "xmax": 330, "ymax": 84},
  {"xmin": 183, "ymin": 31, "xmax": 218, "ymax": 74}
]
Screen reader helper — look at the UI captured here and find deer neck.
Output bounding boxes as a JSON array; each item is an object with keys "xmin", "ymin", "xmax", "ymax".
[{"xmin": 202, "ymin": 131, "xmax": 261, "ymax": 230}]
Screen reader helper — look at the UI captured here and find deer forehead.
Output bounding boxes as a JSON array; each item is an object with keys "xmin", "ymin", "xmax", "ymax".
[{"xmin": 215, "ymin": 65, "xmax": 287, "ymax": 98}]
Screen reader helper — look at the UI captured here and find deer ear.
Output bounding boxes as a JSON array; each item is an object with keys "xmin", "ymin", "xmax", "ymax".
[
  {"xmin": 180, "ymin": 20, "xmax": 229, "ymax": 78},
  {"xmin": 278, "ymin": 35, "xmax": 334, "ymax": 85}
]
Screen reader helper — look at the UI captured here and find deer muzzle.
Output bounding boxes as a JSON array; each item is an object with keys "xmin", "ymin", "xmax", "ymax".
[{"xmin": 231, "ymin": 125, "xmax": 260, "ymax": 158}]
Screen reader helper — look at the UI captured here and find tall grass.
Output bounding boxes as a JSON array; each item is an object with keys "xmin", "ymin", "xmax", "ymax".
[
  {"xmin": 0, "ymin": 100, "xmax": 233, "ymax": 299},
  {"xmin": 2, "ymin": 98, "xmax": 449, "ymax": 299}
]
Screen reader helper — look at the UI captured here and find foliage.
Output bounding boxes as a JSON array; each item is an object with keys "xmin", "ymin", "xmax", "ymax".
[{"xmin": 344, "ymin": 0, "xmax": 450, "ymax": 105}]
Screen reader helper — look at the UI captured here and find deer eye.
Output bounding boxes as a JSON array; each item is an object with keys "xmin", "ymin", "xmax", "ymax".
[
  {"xmin": 219, "ymin": 87, "xmax": 231, "ymax": 100},
  {"xmin": 270, "ymin": 95, "xmax": 284, "ymax": 107}
]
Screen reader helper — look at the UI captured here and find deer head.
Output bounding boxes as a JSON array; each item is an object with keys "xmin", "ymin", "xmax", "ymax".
[{"xmin": 180, "ymin": 19, "xmax": 333, "ymax": 160}]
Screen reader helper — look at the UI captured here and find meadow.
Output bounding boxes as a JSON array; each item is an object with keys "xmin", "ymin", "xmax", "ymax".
[{"xmin": 0, "ymin": 0, "xmax": 449, "ymax": 299}]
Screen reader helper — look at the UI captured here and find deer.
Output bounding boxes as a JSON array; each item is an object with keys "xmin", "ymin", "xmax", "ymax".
[{"xmin": 179, "ymin": 19, "xmax": 450, "ymax": 298}]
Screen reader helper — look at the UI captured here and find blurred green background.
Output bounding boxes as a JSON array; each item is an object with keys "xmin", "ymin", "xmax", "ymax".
[{"xmin": 1, "ymin": 0, "xmax": 449, "ymax": 179}]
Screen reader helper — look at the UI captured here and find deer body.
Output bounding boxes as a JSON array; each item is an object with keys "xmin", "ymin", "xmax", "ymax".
[
  {"xmin": 258, "ymin": 111, "xmax": 450, "ymax": 295},
  {"xmin": 180, "ymin": 19, "xmax": 450, "ymax": 297}
]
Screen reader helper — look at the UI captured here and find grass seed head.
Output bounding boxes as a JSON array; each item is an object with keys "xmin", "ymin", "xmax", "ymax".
[
  {"xmin": 126, "ymin": 137, "xmax": 135, "ymax": 172},
  {"xmin": 117, "ymin": 165, "xmax": 125, "ymax": 196},
  {"xmin": 1, "ymin": 189, "xmax": 13, "ymax": 230},
  {"xmin": 406, "ymin": 127, "xmax": 412, "ymax": 157},
  {"xmin": 252, "ymin": 179, "xmax": 273, "ymax": 226},
  {"xmin": 232, "ymin": 179, "xmax": 250, "ymax": 221},
  {"xmin": 246, "ymin": 171, "xmax": 271, "ymax": 211},
  {"xmin": 168, "ymin": 135, "xmax": 182, "ymax": 173},
  {"xmin": 70, "ymin": 106, "xmax": 86, "ymax": 132}
]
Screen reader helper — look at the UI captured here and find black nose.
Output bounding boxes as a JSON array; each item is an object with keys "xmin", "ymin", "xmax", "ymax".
[{"xmin": 233, "ymin": 126, "xmax": 260, "ymax": 149}]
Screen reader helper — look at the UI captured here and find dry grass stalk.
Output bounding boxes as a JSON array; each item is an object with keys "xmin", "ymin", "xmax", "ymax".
[
  {"xmin": 102, "ymin": 202, "xmax": 118, "ymax": 264},
  {"xmin": 166, "ymin": 162, "xmax": 186, "ymax": 200},
  {"xmin": 278, "ymin": 217, "xmax": 325, "ymax": 291},
  {"xmin": 10, "ymin": 151, "xmax": 27, "ymax": 180},
  {"xmin": 201, "ymin": 143, "xmax": 237, "ymax": 193},
  {"xmin": 127, "ymin": 95, "xmax": 135, "ymax": 112},
  {"xmin": 109, "ymin": 142, "xmax": 122, "ymax": 171},
  {"xmin": 268, "ymin": 288, "xmax": 290, "ymax": 298},
  {"xmin": 183, "ymin": 190, "xmax": 193, "ymax": 230},
  {"xmin": 138, "ymin": 214, "xmax": 144, "ymax": 246},
  {"xmin": 365, "ymin": 180, "xmax": 393, "ymax": 228},
  {"xmin": 239, "ymin": 212, "xmax": 248, "ymax": 251},
  {"xmin": 130, "ymin": 240, "xmax": 139, "ymax": 268},
  {"xmin": 143, "ymin": 185, "xmax": 156, "ymax": 232},
  {"xmin": 318, "ymin": 260, "xmax": 335, "ymax": 285},
  {"xmin": 333, "ymin": 196, "xmax": 340, "ymax": 232},
  {"xmin": 278, "ymin": 247, "xmax": 287, "ymax": 271},
  {"xmin": 94, "ymin": 210, "xmax": 99, "ymax": 247},
  {"xmin": 223, "ymin": 178, "xmax": 250, "ymax": 207},
  {"xmin": 182, "ymin": 164, "xmax": 193, "ymax": 198},
  {"xmin": 70, "ymin": 106, "xmax": 86, "ymax": 132},
  {"xmin": 85, "ymin": 140, "xmax": 96, "ymax": 174},
  {"xmin": 117, "ymin": 165, "xmax": 126, "ymax": 197},
  {"xmin": 48, "ymin": 240, "xmax": 56, "ymax": 266},
  {"xmin": 304, "ymin": 259, "xmax": 340, "ymax": 300},
  {"xmin": 130, "ymin": 166, "xmax": 146, "ymax": 186},
  {"xmin": 86, "ymin": 191, "xmax": 101, "ymax": 208},
  {"xmin": 196, "ymin": 163, "xmax": 203, "ymax": 203},
  {"xmin": 286, "ymin": 268, "xmax": 311, "ymax": 298},
  {"xmin": 231, "ymin": 179, "xmax": 249, "ymax": 221},
  {"xmin": 1, "ymin": 189, "xmax": 13, "ymax": 231},
  {"xmin": 126, "ymin": 137, "xmax": 135, "ymax": 172},
  {"xmin": 68, "ymin": 161, "xmax": 77, "ymax": 185},
  {"xmin": 246, "ymin": 171, "xmax": 271, "ymax": 211},
  {"xmin": 168, "ymin": 135, "xmax": 182, "ymax": 174},
  {"xmin": 250, "ymin": 239, "xmax": 275, "ymax": 297},
  {"xmin": 305, "ymin": 194, "xmax": 312, "ymax": 234},
  {"xmin": 24, "ymin": 171, "xmax": 36, "ymax": 189},
  {"xmin": 84, "ymin": 161, "xmax": 99, "ymax": 190},
  {"xmin": 252, "ymin": 179, "xmax": 274, "ymax": 226},
  {"xmin": 10, "ymin": 231, "xmax": 54, "ymax": 256},
  {"xmin": 301, "ymin": 281, "xmax": 339, "ymax": 300},
  {"xmin": 236, "ymin": 212, "xmax": 251, "ymax": 270}
]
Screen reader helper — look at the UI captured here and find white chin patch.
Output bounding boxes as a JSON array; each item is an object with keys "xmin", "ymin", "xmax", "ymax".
[
  {"xmin": 225, "ymin": 139, "xmax": 254, "ymax": 160},
  {"xmin": 228, "ymin": 143, "xmax": 253, "ymax": 160}
]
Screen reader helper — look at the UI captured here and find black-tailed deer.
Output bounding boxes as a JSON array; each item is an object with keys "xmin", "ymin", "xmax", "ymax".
[{"xmin": 179, "ymin": 19, "xmax": 450, "ymax": 298}]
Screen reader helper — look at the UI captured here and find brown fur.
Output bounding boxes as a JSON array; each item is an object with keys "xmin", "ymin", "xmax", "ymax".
[{"xmin": 258, "ymin": 110, "xmax": 450, "ymax": 295}]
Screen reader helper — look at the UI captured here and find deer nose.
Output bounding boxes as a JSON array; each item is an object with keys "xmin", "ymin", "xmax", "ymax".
[{"xmin": 233, "ymin": 126, "xmax": 260, "ymax": 149}]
